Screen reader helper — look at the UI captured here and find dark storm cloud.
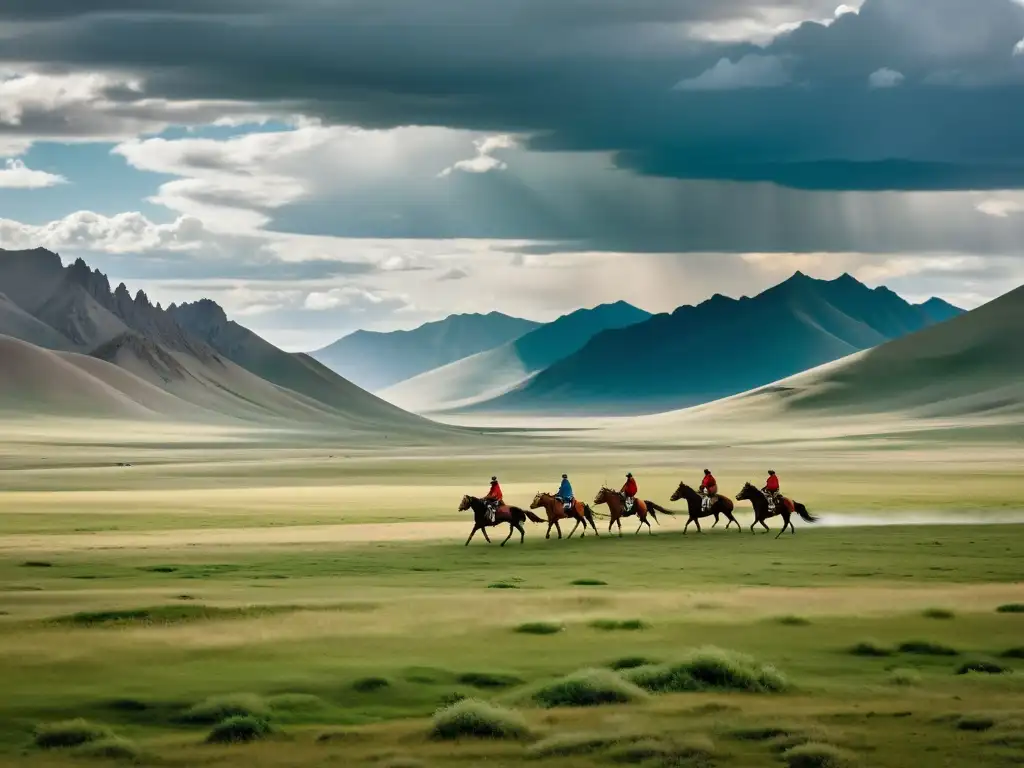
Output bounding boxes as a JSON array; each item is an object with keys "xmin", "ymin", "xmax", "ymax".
[{"xmin": 3, "ymin": 0, "xmax": 1024, "ymax": 190}]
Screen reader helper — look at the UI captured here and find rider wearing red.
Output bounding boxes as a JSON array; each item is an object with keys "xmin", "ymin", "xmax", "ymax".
[
  {"xmin": 762, "ymin": 469, "xmax": 781, "ymax": 508},
  {"xmin": 620, "ymin": 472, "xmax": 638, "ymax": 511},
  {"xmin": 700, "ymin": 468, "xmax": 718, "ymax": 510},
  {"xmin": 485, "ymin": 476, "xmax": 503, "ymax": 520}
]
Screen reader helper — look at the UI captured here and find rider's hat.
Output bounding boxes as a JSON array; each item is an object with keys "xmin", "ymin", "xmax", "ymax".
[
  {"xmin": 768, "ymin": 469, "xmax": 776, "ymax": 475},
  {"xmin": 703, "ymin": 468, "xmax": 710, "ymax": 474},
  {"xmin": 562, "ymin": 473, "xmax": 567, "ymax": 478},
  {"xmin": 491, "ymin": 476, "xmax": 497, "ymax": 482},
  {"xmin": 626, "ymin": 472, "xmax": 632, "ymax": 477}
]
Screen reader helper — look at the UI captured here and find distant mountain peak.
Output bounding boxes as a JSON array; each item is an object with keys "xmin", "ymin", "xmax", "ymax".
[{"xmin": 167, "ymin": 298, "xmax": 229, "ymax": 332}]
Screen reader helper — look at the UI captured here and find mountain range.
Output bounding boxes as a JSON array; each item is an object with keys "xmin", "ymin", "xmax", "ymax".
[
  {"xmin": 382, "ymin": 301, "xmax": 651, "ymax": 412},
  {"xmin": 310, "ymin": 311, "xmax": 540, "ymax": 391},
  {"xmin": 463, "ymin": 272, "xmax": 964, "ymax": 415},
  {"xmin": 0, "ymin": 248, "xmax": 452, "ymax": 439}
]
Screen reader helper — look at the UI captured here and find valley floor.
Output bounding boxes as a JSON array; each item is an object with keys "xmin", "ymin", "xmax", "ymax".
[{"xmin": 1, "ymin": 418, "xmax": 1023, "ymax": 767}]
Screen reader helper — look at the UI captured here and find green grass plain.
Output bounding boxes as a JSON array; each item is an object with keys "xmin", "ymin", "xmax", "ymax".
[{"xmin": 1, "ymin": 419, "xmax": 1023, "ymax": 767}]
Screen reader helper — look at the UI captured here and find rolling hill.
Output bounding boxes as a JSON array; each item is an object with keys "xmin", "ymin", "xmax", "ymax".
[
  {"xmin": 469, "ymin": 272, "xmax": 963, "ymax": 415},
  {"xmin": 0, "ymin": 248, "xmax": 459, "ymax": 439},
  {"xmin": 383, "ymin": 301, "xmax": 651, "ymax": 412},
  {"xmin": 310, "ymin": 311, "xmax": 541, "ymax": 391}
]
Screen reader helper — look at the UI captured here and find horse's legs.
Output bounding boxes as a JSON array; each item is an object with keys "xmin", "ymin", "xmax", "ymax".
[
  {"xmin": 617, "ymin": 518, "xmax": 623, "ymax": 537},
  {"xmin": 465, "ymin": 525, "xmax": 479, "ymax": 546},
  {"xmin": 776, "ymin": 513, "xmax": 791, "ymax": 539},
  {"xmin": 726, "ymin": 512, "xmax": 740, "ymax": 531},
  {"xmin": 634, "ymin": 517, "xmax": 644, "ymax": 535},
  {"xmin": 760, "ymin": 519, "xmax": 770, "ymax": 533},
  {"xmin": 482, "ymin": 527, "xmax": 493, "ymax": 543},
  {"xmin": 694, "ymin": 517, "xmax": 702, "ymax": 533},
  {"xmin": 501, "ymin": 523, "xmax": 515, "ymax": 546},
  {"xmin": 555, "ymin": 520, "xmax": 563, "ymax": 539},
  {"xmin": 518, "ymin": 522, "xmax": 526, "ymax": 543},
  {"xmin": 545, "ymin": 522, "xmax": 553, "ymax": 539},
  {"xmin": 712, "ymin": 512, "xmax": 720, "ymax": 528},
  {"xmin": 567, "ymin": 519, "xmax": 581, "ymax": 539},
  {"xmin": 645, "ymin": 517, "xmax": 653, "ymax": 535}
]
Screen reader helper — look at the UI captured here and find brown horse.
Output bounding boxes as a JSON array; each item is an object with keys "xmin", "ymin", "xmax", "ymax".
[
  {"xmin": 593, "ymin": 487, "xmax": 656, "ymax": 536},
  {"xmin": 530, "ymin": 493, "xmax": 600, "ymax": 539},
  {"xmin": 670, "ymin": 482, "xmax": 740, "ymax": 533},
  {"xmin": 459, "ymin": 495, "xmax": 545, "ymax": 546},
  {"xmin": 735, "ymin": 482, "xmax": 817, "ymax": 538}
]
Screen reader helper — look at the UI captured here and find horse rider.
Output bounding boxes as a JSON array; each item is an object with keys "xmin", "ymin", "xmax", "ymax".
[
  {"xmin": 555, "ymin": 473, "xmax": 574, "ymax": 514},
  {"xmin": 484, "ymin": 476, "xmax": 503, "ymax": 522},
  {"xmin": 700, "ymin": 468, "xmax": 718, "ymax": 512},
  {"xmin": 762, "ymin": 469, "xmax": 781, "ymax": 511},
  {"xmin": 620, "ymin": 472, "xmax": 638, "ymax": 513}
]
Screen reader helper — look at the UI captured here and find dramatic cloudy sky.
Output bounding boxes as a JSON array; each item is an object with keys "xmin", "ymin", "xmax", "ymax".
[{"xmin": 4, "ymin": 0, "xmax": 1024, "ymax": 349}]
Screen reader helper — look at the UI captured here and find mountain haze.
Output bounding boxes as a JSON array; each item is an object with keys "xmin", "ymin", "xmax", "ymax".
[
  {"xmin": 311, "ymin": 311, "xmax": 540, "ymax": 391},
  {"xmin": 384, "ymin": 301, "xmax": 651, "ymax": 412},
  {"xmin": 474, "ymin": 272, "xmax": 964, "ymax": 415}
]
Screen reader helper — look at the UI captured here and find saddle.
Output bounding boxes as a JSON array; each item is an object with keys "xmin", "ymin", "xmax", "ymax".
[{"xmin": 621, "ymin": 493, "xmax": 634, "ymax": 512}]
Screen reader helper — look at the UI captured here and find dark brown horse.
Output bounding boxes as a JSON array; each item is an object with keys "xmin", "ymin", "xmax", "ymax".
[
  {"xmin": 670, "ymin": 482, "xmax": 740, "ymax": 533},
  {"xmin": 735, "ymin": 482, "xmax": 817, "ymax": 538},
  {"xmin": 593, "ymin": 487, "xmax": 660, "ymax": 536},
  {"xmin": 459, "ymin": 495, "xmax": 545, "ymax": 546},
  {"xmin": 530, "ymin": 492, "xmax": 600, "ymax": 539}
]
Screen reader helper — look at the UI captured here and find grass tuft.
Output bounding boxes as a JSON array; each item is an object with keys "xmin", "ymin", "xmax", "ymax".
[
  {"xmin": 430, "ymin": 699, "xmax": 529, "ymax": 741},
  {"xmin": 847, "ymin": 639, "xmax": 894, "ymax": 657},
  {"xmin": 607, "ymin": 735, "xmax": 715, "ymax": 765},
  {"xmin": 957, "ymin": 659, "xmax": 1009, "ymax": 675},
  {"xmin": 608, "ymin": 656, "xmax": 658, "ymax": 671},
  {"xmin": 352, "ymin": 677, "xmax": 391, "ymax": 693},
  {"xmin": 999, "ymin": 646, "xmax": 1024, "ymax": 659},
  {"xmin": 73, "ymin": 736, "xmax": 141, "ymax": 761},
  {"xmin": 570, "ymin": 579, "xmax": 608, "ymax": 586},
  {"xmin": 180, "ymin": 693, "xmax": 270, "ymax": 725},
  {"xmin": 205, "ymin": 715, "xmax": 272, "ymax": 744},
  {"xmin": 515, "ymin": 621, "xmax": 563, "ymax": 635},
  {"xmin": 531, "ymin": 668, "xmax": 648, "ymax": 708},
  {"xmin": 455, "ymin": 672, "xmax": 523, "ymax": 689},
  {"xmin": 589, "ymin": 618, "xmax": 648, "ymax": 631},
  {"xmin": 487, "ymin": 582, "xmax": 519, "ymax": 589},
  {"xmin": 21, "ymin": 560, "xmax": 53, "ymax": 568},
  {"xmin": 996, "ymin": 603, "xmax": 1024, "ymax": 614},
  {"xmin": 897, "ymin": 640, "xmax": 958, "ymax": 656},
  {"xmin": 955, "ymin": 715, "xmax": 996, "ymax": 732},
  {"xmin": 922, "ymin": 608, "xmax": 955, "ymax": 620},
  {"xmin": 526, "ymin": 731, "xmax": 622, "ymax": 757},
  {"xmin": 267, "ymin": 693, "xmax": 327, "ymax": 712},
  {"xmin": 783, "ymin": 742, "xmax": 855, "ymax": 768},
  {"xmin": 33, "ymin": 719, "xmax": 112, "ymax": 749},
  {"xmin": 887, "ymin": 668, "xmax": 922, "ymax": 686},
  {"xmin": 775, "ymin": 615, "xmax": 812, "ymax": 626},
  {"xmin": 622, "ymin": 647, "xmax": 788, "ymax": 694}
]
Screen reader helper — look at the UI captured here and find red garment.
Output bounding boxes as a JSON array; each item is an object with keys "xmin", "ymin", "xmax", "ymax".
[
  {"xmin": 701, "ymin": 473, "xmax": 716, "ymax": 489},
  {"xmin": 486, "ymin": 483, "xmax": 503, "ymax": 501},
  {"xmin": 765, "ymin": 475, "xmax": 780, "ymax": 492},
  {"xmin": 621, "ymin": 477, "xmax": 638, "ymax": 496}
]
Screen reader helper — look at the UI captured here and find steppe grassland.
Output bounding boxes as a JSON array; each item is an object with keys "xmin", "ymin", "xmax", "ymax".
[{"xmin": 0, "ymin": 416, "xmax": 1023, "ymax": 767}]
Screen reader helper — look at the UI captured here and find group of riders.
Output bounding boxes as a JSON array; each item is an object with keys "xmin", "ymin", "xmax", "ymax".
[{"xmin": 481, "ymin": 468, "xmax": 784, "ymax": 523}]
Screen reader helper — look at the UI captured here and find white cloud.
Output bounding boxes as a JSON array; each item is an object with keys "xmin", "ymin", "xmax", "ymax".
[
  {"xmin": 674, "ymin": 55, "xmax": 789, "ymax": 91},
  {"xmin": 1014, "ymin": 38, "xmax": 1024, "ymax": 56},
  {"xmin": 976, "ymin": 198, "xmax": 1024, "ymax": 218},
  {"xmin": 304, "ymin": 286, "xmax": 402, "ymax": 312},
  {"xmin": 0, "ymin": 158, "xmax": 67, "ymax": 189},
  {"xmin": 438, "ymin": 134, "xmax": 517, "ymax": 176},
  {"xmin": 868, "ymin": 68, "xmax": 905, "ymax": 89},
  {"xmin": 0, "ymin": 210, "xmax": 217, "ymax": 254},
  {"xmin": 834, "ymin": 4, "xmax": 858, "ymax": 17}
]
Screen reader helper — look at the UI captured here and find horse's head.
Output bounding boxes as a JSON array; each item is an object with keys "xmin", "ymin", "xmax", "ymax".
[
  {"xmin": 670, "ymin": 482, "xmax": 694, "ymax": 502},
  {"xmin": 593, "ymin": 487, "xmax": 613, "ymax": 505},
  {"xmin": 458, "ymin": 494, "xmax": 473, "ymax": 512},
  {"xmin": 530, "ymin": 492, "xmax": 547, "ymax": 509},
  {"xmin": 735, "ymin": 483, "xmax": 758, "ymax": 501}
]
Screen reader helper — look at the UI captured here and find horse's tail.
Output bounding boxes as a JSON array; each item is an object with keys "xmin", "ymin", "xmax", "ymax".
[
  {"xmin": 793, "ymin": 501, "xmax": 817, "ymax": 523},
  {"xmin": 521, "ymin": 507, "xmax": 546, "ymax": 524},
  {"xmin": 645, "ymin": 501, "xmax": 678, "ymax": 517}
]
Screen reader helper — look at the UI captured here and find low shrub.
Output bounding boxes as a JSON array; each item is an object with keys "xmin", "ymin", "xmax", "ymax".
[
  {"xmin": 74, "ymin": 737, "xmax": 141, "ymax": 761},
  {"xmin": 608, "ymin": 656, "xmax": 658, "ymax": 671},
  {"xmin": 957, "ymin": 660, "xmax": 1009, "ymax": 675},
  {"xmin": 783, "ymin": 742, "xmax": 855, "ymax": 768},
  {"xmin": 205, "ymin": 715, "xmax": 272, "ymax": 744},
  {"xmin": 456, "ymin": 672, "xmax": 523, "ymax": 689},
  {"xmin": 922, "ymin": 608, "xmax": 955, "ymax": 620},
  {"xmin": 897, "ymin": 640, "xmax": 958, "ymax": 656},
  {"xmin": 608, "ymin": 735, "xmax": 715, "ymax": 765},
  {"xmin": 526, "ymin": 731, "xmax": 622, "ymax": 757},
  {"xmin": 571, "ymin": 579, "xmax": 608, "ymax": 586},
  {"xmin": 353, "ymin": 677, "xmax": 391, "ymax": 693},
  {"xmin": 999, "ymin": 646, "xmax": 1024, "ymax": 659},
  {"xmin": 515, "ymin": 622, "xmax": 563, "ymax": 635},
  {"xmin": 847, "ymin": 639, "xmax": 893, "ymax": 657},
  {"xmin": 430, "ymin": 699, "xmax": 529, "ymax": 741},
  {"xmin": 531, "ymin": 668, "xmax": 648, "ymax": 708},
  {"xmin": 33, "ymin": 719, "xmax": 112, "ymax": 749},
  {"xmin": 956, "ymin": 715, "xmax": 996, "ymax": 732},
  {"xmin": 622, "ymin": 647, "xmax": 788, "ymax": 694},
  {"xmin": 996, "ymin": 603, "xmax": 1024, "ymax": 614},
  {"xmin": 775, "ymin": 615, "xmax": 812, "ymax": 626},
  {"xmin": 180, "ymin": 693, "xmax": 269, "ymax": 724},
  {"xmin": 589, "ymin": 619, "xmax": 648, "ymax": 631}
]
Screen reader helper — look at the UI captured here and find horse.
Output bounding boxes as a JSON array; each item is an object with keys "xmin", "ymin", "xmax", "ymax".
[
  {"xmin": 458, "ymin": 495, "xmax": 545, "ymax": 546},
  {"xmin": 592, "ymin": 487, "xmax": 659, "ymax": 536},
  {"xmin": 670, "ymin": 482, "xmax": 740, "ymax": 533},
  {"xmin": 530, "ymin": 493, "xmax": 600, "ymax": 539},
  {"xmin": 735, "ymin": 482, "xmax": 817, "ymax": 538}
]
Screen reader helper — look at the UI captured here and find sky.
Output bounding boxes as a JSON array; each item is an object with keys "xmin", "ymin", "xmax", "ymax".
[{"xmin": 3, "ymin": 0, "xmax": 1024, "ymax": 350}]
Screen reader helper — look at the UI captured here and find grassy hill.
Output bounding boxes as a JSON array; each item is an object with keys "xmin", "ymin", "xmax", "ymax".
[
  {"xmin": 310, "ymin": 311, "xmax": 540, "ymax": 391},
  {"xmin": 384, "ymin": 301, "xmax": 650, "ymax": 412}
]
